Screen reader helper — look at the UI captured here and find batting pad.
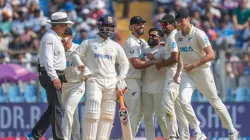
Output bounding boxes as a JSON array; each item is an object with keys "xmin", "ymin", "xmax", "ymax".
[
  {"xmin": 82, "ymin": 98, "xmax": 101, "ymax": 140},
  {"xmin": 97, "ymin": 100, "xmax": 116, "ymax": 140}
]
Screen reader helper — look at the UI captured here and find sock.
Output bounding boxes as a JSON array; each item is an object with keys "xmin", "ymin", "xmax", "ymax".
[{"xmin": 194, "ymin": 126, "xmax": 202, "ymax": 134}]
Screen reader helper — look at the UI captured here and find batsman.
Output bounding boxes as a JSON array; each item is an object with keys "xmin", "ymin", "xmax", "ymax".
[{"xmin": 78, "ymin": 15, "xmax": 129, "ymax": 140}]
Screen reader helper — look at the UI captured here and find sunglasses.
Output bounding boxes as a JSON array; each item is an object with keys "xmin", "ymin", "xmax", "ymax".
[
  {"xmin": 160, "ymin": 22, "xmax": 170, "ymax": 28},
  {"xmin": 148, "ymin": 34, "xmax": 160, "ymax": 38}
]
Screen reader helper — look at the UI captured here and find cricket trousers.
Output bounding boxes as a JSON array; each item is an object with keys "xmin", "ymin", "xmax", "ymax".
[
  {"xmin": 179, "ymin": 67, "xmax": 235, "ymax": 131},
  {"xmin": 162, "ymin": 67, "xmax": 189, "ymax": 139},
  {"xmin": 123, "ymin": 79, "xmax": 144, "ymax": 137},
  {"xmin": 62, "ymin": 82, "xmax": 85, "ymax": 140},
  {"xmin": 142, "ymin": 92, "xmax": 169, "ymax": 140}
]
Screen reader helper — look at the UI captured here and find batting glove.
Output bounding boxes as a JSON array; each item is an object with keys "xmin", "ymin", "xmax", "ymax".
[{"xmin": 116, "ymin": 76, "xmax": 127, "ymax": 94}]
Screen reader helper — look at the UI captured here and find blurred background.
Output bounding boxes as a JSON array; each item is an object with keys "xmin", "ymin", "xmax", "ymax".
[{"xmin": 0, "ymin": 0, "xmax": 250, "ymax": 139}]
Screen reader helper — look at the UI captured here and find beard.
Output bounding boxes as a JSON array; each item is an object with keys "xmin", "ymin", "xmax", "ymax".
[
  {"xmin": 136, "ymin": 28, "xmax": 144, "ymax": 35},
  {"xmin": 147, "ymin": 38, "xmax": 159, "ymax": 47}
]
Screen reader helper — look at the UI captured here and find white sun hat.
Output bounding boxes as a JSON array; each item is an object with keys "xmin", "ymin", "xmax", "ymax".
[{"xmin": 46, "ymin": 12, "xmax": 74, "ymax": 24}]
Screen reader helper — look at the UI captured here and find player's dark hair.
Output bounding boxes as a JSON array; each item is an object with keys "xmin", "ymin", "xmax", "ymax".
[{"xmin": 148, "ymin": 28, "xmax": 164, "ymax": 38}]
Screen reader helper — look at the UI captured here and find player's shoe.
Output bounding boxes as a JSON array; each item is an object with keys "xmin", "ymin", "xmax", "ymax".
[
  {"xmin": 25, "ymin": 132, "xmax": 35, "ymax": 140},
  {"xmin": 229, "ymin": 130, "xmax": 239, "ymax": 140},
  {"xmin": 168, "ymin": 136, "xmax": 177, "ymax": 140},
  {"xmin": 195, "ymin": 132, "xmax": 207, "ymax": 140}
]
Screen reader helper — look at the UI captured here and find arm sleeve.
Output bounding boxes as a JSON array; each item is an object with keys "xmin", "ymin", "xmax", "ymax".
[
  {"xmin": 196, "ymin": 30, "xmax": 211, "ymax": 49},
  {"xmin": 42, "ymin": 36, "xmax": 58, "ymax": 81},
  {"xmin": 168, "ymin": 37, "xmax": 179, "ymax": 53},
  {"xmin": 77, "ymin": 40, "xmax": 88, "ymax": 63},
  {"xmin": 117, "ymin": 44, "xmax": 129, "ymax": 78},
  {"xmin": 123, "ymin": 41, "xmax": 140, "ymax": 59}
]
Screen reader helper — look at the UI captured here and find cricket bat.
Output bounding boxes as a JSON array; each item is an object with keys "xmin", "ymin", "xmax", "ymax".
[{"xmin": 119, "ymin": 90, "xmax": 133, "ymax": 140}]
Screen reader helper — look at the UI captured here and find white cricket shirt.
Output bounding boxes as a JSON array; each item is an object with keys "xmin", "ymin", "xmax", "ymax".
[
  {"xmin": 78, "ymin": 35, "xmax": 129, "ymax": 79},
  {"xmin": 65, "ymin": 43, "xmax": 91, "ymax": 83},
  {"xmin": 142, "ymin": 45, "xmax": 166, "ymax": 94},
  {"xmin": 123, "ymin": 34, "xmax": 149, "ymax": 79},
  {"xmin": 39, "ymin": 29, "xmax": 66, "ymax": 81},
  {"xmin": 175, "ymin": 25, "xmax": 211, "ymax": 71}
]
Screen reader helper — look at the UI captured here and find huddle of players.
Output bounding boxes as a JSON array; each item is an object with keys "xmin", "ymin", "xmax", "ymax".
[
  {"xmin": 58, "ymin": 8, "xmax": 239, "ymax": 140},
  {"xmin": 123, "ymin": 8, "xmax": 239, "ymax": 140}
]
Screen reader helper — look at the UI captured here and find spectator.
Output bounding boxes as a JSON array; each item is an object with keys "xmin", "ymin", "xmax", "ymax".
[
  {"xmin": 152, "ymin": 6, "xmax": 166, "ymax": 28},
  {"xmin": 191, "ymin": 10, "xmax": 202, "ymax": 29},
  {"xmin": 242, "ymin": 37, "xmax": 250, "ymax": 53},
  {"xmin": 89, "ymin": 0, "xmax": 107, "ymax": 20},
  {"xmin": 119, "ymin": 0, "xmax": 130, "ymax": 19},
  {"xmin": 223, "ymin": 13, "xmax": 234, "ymax": 30},
  {"xmin": 73, "ymin": 28, "xmax": 87, "ymax": 44},
  {"xmin": 29, "ymin": 8, "xmax": 46, "ymax": 32},
  {"xmin": 225, "ymin": 50, "xmax": 240, "ymax": 90},
  {"xmin": 8, "ymin": 34, "xmax": 26, "ymax": 60},
  {"xmin": 11, "ymin": 0, "xmax": 21, "ymax": 20},
  {"xmin": 0, "ymin": 0, "xmax": 13, "ymax": 20},
  {"xmin": 215, "ymin": 20, "xmax": 235, "ymax": 46},
  {"xmin": 0, "ymin": 10, "xmax": 11, "ymax": 36},
  {"xmin": 20, "ymin": 21, "xmax": 37, "ymax": 46},
  {"xmin": 203, "ymin": 21, "xmax": 217, "ymax": 41},
  {"xmin": 11, "ymin": 10, "xmax": 27, "ymax": 35},
  {"xmin": 62, "ymin": 1, "xmax": 77, "ymax": 22},
  {"xmin": 86, "ymin": 18, "xmax": 98, "ymax": 39},
  {"xmin": 238, "ymin": 52, "xmax": 250, "ymax": 87},
  {"xmin": 232, "ymin": 0, "xmax": 250, "ymax": 30}
]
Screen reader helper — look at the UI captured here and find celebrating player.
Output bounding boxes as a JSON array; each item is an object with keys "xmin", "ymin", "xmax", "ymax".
[
  {"xmin": 141, "ymin": 27, "xmax": 169, "ymax": 140},
  {"xmin": 61, "ymin": 27, "xmax": 91, "ymax": 140},
  {"xmin": 78, "ymin": 15, "xmax": 129, "ymax": 140},
  {"xmin": 173, "ymin": 8, "xmax": 239, "ymax": 140},
  {"xmin": 158, "ymin": 14, "xmax": 190, "ymax": 140},
  {"xmin": 123, "ymin": 16, "xmax": 155, "ymax": 137}
]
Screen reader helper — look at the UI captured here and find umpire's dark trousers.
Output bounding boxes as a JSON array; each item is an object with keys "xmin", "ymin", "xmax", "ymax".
[{"xmin": 31, "ymin": 72, "xmax": 64, "ymax": 140}]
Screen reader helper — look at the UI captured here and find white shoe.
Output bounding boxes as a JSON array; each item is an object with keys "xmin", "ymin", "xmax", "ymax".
[
  {"xmin": 229, "ymin": 130, "xmax": 239, "ymax": 140},
  {"xmin": 195, "ymin": 133, "xmax": 207, "ymax": 140}
]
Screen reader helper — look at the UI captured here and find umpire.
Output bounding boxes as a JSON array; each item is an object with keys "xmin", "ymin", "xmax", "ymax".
[{"xmin": 26, "ymin": 12, "xmax": 73, "ymax": 140}]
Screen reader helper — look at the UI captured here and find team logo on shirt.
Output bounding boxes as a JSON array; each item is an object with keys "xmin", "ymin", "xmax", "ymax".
[
  {"xmin": 129, "ymin": 50, "xmax": 134, "ymax": 53},
  {"xmin": 188, "ymin": 37, "xmax": 193, "ymax": 42},
  {"xmin": 66, "ymin": 61, "xmax": 75, "ymax": 67},
  {"xmin": 178, "ymin": 38, "xmax": 183, "ymax": 42},
  {"xmin": 171, "ymin": 42, "xmax": 177, "ymax": 48},
  {"xmin": 109, "ymin": 48, "xmax": 113, "ymax": 52},
  {"xmin": 204, "ymin": 36, "xmax": 209, "ymax": 44},
  {"xmin": 94, "ymin": 53, "xmax": 112, "ymax": 60},
  {"xmin": 180, "ymin": 46, "xmax": 193, "ymax": 52}
]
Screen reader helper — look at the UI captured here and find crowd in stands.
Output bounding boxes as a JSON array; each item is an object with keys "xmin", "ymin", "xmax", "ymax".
[{"xmin": 0, "ymin": 0, "xmax": 249, "ymax": 103}]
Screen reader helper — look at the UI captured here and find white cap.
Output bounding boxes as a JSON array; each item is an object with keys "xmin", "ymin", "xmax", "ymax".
[{"xmin": 46, "ymin": 12, "xmax": 74, "ymax": 24}]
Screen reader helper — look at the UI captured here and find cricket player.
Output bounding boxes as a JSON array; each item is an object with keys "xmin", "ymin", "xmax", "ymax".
[
  {"xmin": 173, "ymin": 8, "xmax": 238, "ymax": 139},
  {"xmin": 141, "ymin": 27, "xmax": 169, "ymax": 140},
  {"xmin": 158, "ymin": 14, "xmax": 190, "ymax": 140},
  {"xmin": 61, "ymin": 27, "xmax": 91, "ymax": 140},
  {"xmin": 123, "ymin": 16, "xmax": 155, "ymax": 137},
  {"xmin": 78, "ymin": 15, "xmax": 129, "ymax": 140}
]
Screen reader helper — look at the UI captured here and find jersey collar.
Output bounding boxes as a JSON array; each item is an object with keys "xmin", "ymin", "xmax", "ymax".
[
  {"xmin": 49, "ymin": 29, "xmax": 61, "ymax": 41},
  {"xmin": 130, "ymin": 34, "xmax": 142, "ymax": 44},
  {"xmin": 96, "ymin": 34, "xmax": 110, "ymax": 43},
  {"xmin": 181, "ymin": 24, "xmax": 194, "ymax": 37}
]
